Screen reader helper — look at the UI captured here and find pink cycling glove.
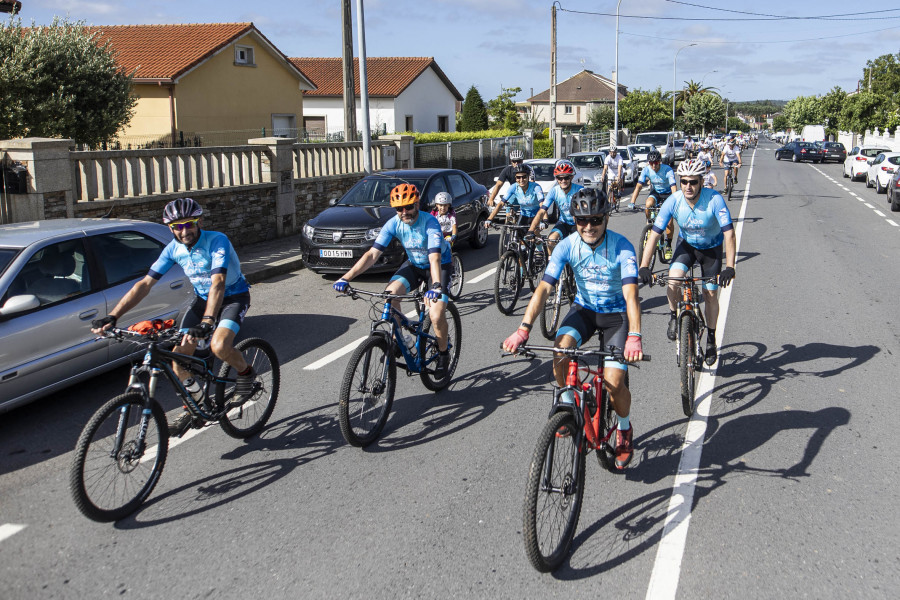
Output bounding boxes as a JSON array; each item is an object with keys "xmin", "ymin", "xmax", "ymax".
[
  {"xmin": 624, "ymin": 334, "xmax": 643, "ymax": 360},
  {"xmin": 503, "ymin": 328, "xmax": 530, "ymax": 352}
]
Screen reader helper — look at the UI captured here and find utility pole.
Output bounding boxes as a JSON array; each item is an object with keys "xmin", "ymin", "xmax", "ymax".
[
  {"xmin": 550, "ymin": 4, "xmax": 557, "ymax": 149},
  {"xmin": 356, "ymin": 0, "xmax": 372, "ymax": 172},
  {"xmin": 341, "ymin": 0, "xmax": 357, "ymax": 142}
]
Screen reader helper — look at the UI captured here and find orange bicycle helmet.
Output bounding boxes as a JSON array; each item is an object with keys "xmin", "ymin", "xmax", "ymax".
[
  {"xmin": 554, "ymin": 161, "xmax": 575, "ymax": 177},
  {"xmin": 389, "ymin": 183, "xmax": 420, "ymax": 208}
]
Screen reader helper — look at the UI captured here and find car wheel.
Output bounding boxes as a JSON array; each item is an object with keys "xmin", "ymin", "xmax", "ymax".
[
  {"xmin": 843, "ymin": 166, "xmax": 849, "ymax": 178},
  {"xmin": 792, "ymin": 153, "xmax": 798, "ymax": 163},
  {"xmin": 866, "ymin": 175, "xmax": 873, "ymax": 188},
  {"xmin": 876, "ymin": 176, "xmax": 886, "ymax": 194},
  {"xmin": 470, "ymin": 214, "xmax": 489, "ymax": 249}
]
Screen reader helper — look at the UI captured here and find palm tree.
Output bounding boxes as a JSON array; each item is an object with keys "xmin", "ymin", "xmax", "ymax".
[{"xmin": 675, "ymin": 80, "xmax": 720, "ymax": 112}]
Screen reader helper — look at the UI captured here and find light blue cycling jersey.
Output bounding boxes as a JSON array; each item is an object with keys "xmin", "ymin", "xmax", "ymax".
[
  {"xmin": 542, "ymin": 230, "xmax": 639, "ymax": 313},
  {"xmin": 372, "ymin": 211, "xmax": 451, "ymax": 268},
  {"xmin": 502, "ymin": 181, "xmax": 545, "ymax": 218},
  {"xmin": 149, "ymin": 229, "xmax": 249, "ymax": 299},
  {"xmin": 637, "ymin": 164, "xmax": 676, "ymax": 194},
  {"xmin": 540, "ymin": 183, "xmax": 583, "ymax": 225},
  {"xmin": 652, "ymin": 188, "xmax": 734, "ymax": 249}
]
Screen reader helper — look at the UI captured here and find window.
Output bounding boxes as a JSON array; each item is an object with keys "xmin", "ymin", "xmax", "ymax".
[
  {"xmin": 405, "ymin": 116, "xmax": 414, "ymax": 132},
  {"xmin": 7, "ymin": 239, "xmax": 91, "ymax": 307},
  {"xmin": 89, "ymin": 231, "xmax": 164, "ymax": 286},
  {"xmin": 303, "ymin": 116, "xmax": 326, "ymax": 138},
  {"xmin": 424, "ymin": 177, "xmax": 449, "ymax": 204},
  {"xmin": 447, "ymin": 173, "xmax": 469, "ymax": 199},
  {"xmin": 564, "ymin": 105, "xmax": 573, "ymax": 115},
  {"xmin": 437, "ymin": 116, "xmax": 449, "ymax": 132},
  {"xmin": 234, "ymin": 45, "xmax": 255, "ymax": 66}
]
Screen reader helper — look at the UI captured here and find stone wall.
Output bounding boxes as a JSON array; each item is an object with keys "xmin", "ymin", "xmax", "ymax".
[{"xmin": 294, "ymin": 173, "xmax": 367, "ymax": 226}]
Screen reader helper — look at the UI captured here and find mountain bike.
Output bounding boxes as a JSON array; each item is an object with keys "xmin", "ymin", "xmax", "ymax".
[
  {"xmin": 723, "ymin": 165, "xmax": 735, "ymax": 201},
  {"xmin": 496, "ymin": 207, "xmax": 520, "ymax": 260},
  {"xmin": 539, "ymin": 264, "xmax": 575, "ymax": 339},
  {"xmin": 638, "ymin": 206, "xmax": 670, "ymax": 273},
  {"xmin": 337, "ymin": 287, "xmax": 461, "ymax": 447},
  {"xmin": 652, "ymin": 267, "xmax": 716, "ymax": 416},
  {"xmin": 606, "ymin": 177, "xmax": 622, "ymax": 213},
  {"xmin": 70, "ymin": 325, "xmax": 279, "ymax": 522},
  {"xmin": 493, "ymin": 224, "xmax": 547, "ymax": 315},
  {"xmin": 445, "ymin": 236, "xmax": 464, "ymax": 301},
  {"xmin": 510, "ymin": 343, "xmax": 649, "ymax": 572}
]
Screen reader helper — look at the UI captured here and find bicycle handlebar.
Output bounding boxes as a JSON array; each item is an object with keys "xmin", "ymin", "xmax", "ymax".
[
  {"xmin": 651, "ymin": 273, "xmax": 717, "ymax": 286},
  {"xmin": 502, "ymin": 343, "xmax": 650, "ymax": 363},
  {"xmin": 338, "ymin": 286, "xmax": 423, "ymax": 301}
]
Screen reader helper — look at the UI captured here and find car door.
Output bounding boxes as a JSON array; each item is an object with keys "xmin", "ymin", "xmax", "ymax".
[
  {"xmin": 446, "ymin": 172, "xmax": 475, "ymax": 239},
  {"xmin": 87, "ymin": 228, "xmax": 192, "ymax": 362},
  {"xmin": 868, "ymin": 154, "xmax": 884, "ymax": 181},
  {"xmin": 0, "ymin": 236, "xmax": 108, "ymax": 408}
]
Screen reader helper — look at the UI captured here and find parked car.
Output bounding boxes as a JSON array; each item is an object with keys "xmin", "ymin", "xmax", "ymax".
[
  {"xmin": 865, "ymin": 152, "xmax": 900, "ymax": 193},
  {"xmin": 598, "ymin": 146, "xmax": 638, "ymax": 184},
  {"xmin": 300, "ymin": 169, "xmax": 490, "ymax": 274},
  {"xmin": 567, "ymin": 151, "xmax": 608, "ymax": 188},
  {"xmin": 633, "ymin": 131, "xmax": 675, "ymax": 166},
  {"xmin": 628, "ymin": 144, "xmax": 654, "ymax": 170},
  {"xmin": 774, "ymin": 141, "xmax": 824, "ymax": 163},
  {"xmin": 844, "ymin": 145, "xmax": 892, "ymax": 181},
  {"xmin": 0, "ymin": 219, "xmax": 194, "ymax": 413},
  {"xmin": 673, "ymin": 139, "xmax": 687, "ymax": 162},
  {"xmin": 887, "ymin": 169, "xmax": 900, "ymax": 211},
  {"xmin": 818, "ymin": 141, "xmax": 846, "ymax": 163}
]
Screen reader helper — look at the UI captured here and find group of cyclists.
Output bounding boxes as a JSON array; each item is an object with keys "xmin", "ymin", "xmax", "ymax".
[{"xmin": 89, "ymin": 137, "xmax": 739, "ymax": 470}]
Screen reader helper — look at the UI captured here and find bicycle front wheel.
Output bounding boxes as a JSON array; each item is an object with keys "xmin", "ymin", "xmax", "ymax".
[
  {"xmin": 639, "ymin": 223, "xmax": 657, "ymax": 273},
  {"xmin": 497, "ymin": 226, "xmax": 511, "ymax": 259},
  {"xmin": 494, "ymin": 250, "xmax": 522, "ymax": 315},
  {"xmin": 217, "ymin": 338, "xmax": 280, "ymax": 439},
  {"xmin": 539, "ymin": 281, "xmax": 564, "ymax": 339},
  {"xmin": 679, "ymin": 312, "xmax": 697, "ymax": 417},
  {"xmin": 70, "ymin": 393, "xmax": 168, "ymax": 522},
  {"xmin": 339, "ymin": 335, "xmax": 396, "ymax": 447},
  {"xmin": 523, "ymin": 411, "xmax": 585, "ymax": 572},
  {"xmin": 595, "ymin": 379, "xmax": 621, "ymax": 472},
  {"xmin": 420, "ymin": 300, "xmax": 462, "ymax": 391},
  {"xmin": 447, "ymin": 253, "xmax": 464, "ymax": 300}
]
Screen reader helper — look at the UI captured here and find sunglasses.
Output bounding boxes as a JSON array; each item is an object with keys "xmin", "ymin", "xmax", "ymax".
[
  {"xmin": 680, "ymin": 179, "xmax": 701, "ymax": 186},
  {"xmin": 394, "ymin": 204, "xmax": 417, "ymax": 213},
  {"xmin": 649, "ymin": 161, "xmax": 660, "ymax": 165},
  {"xmin": 515, "ymin": 175, "xmax": 529, "ymax": 180},
  {"xmin": 575, "ymin": 216, "xmax": 606, "ymax": 226},
  {"xmin": 169, "ymin": 219, "xmax": 199, "ymax": 231},
  {"xmin": 555, "ymin": 176, "xmax": 573, "ymax": 181}
]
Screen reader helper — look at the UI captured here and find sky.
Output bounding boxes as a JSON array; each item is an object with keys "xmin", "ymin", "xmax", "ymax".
[{"xmin": 13, "ymin": 0, "xmax": 900, "ymax": 105}]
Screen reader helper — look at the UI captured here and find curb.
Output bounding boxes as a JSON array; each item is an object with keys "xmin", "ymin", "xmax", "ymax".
[{"xmin": 245, "ymin": 258, "xmax": 306, "ymax": 284}]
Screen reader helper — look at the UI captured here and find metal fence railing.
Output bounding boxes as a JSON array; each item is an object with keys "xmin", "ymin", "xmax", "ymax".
[
  {"xmin": 414, "ymin": 136, "xmax": 527, "ymax": 173},
  {"xmin": 579, "ymin": 131, "xmax": 611, "ymax": 152}
]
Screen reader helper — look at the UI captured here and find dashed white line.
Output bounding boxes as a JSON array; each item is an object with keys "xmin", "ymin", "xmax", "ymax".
[
  {"xmin": 888, "ymin": 220, "xmax": 899, "ymax": 226},
  {"xmin": 467, "ymin": 267, "xmax": 496, "ymax": 285},
  {"xmin": 0, "ymin": 523, "xmax": 26, "ymax": 542},
  {"xmin": 864, "ymin": 203, "xmax": 875, "ymax": 208},
  {"xmin": 303, "ymin": 336, "xmax": 368, "ymax": 370},
  {"xmin": 874, "ymin": 210, "xmax": 886, "ymax": 217}
]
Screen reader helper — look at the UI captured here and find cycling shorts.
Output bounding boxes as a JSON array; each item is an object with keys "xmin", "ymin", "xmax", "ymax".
[
  {"xmin": 556, "ymin": 305, "xmax": 629, "ymax": 371},
  {"xmin": 550, "ymin": 221, "xmax": 576, "ymax": 239},
  {"xmin": 390, "ymin": 260, "xmax": 451, "ymax": 303},
  {"xmin": 670, "ymin": 240, "xmax": 723, "ymax": 291},
  {"xmin": 648, "ymin": 189, "xmax": 672, "ymax": 205},
  {"xmin": 181, "ymin": 292, "xmax": 251, "ymax": 335}
]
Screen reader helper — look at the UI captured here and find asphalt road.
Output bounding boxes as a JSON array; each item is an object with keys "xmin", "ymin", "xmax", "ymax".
[{"xmin": 2, "ymin": 140, "xmax": 898, "ymax": 599}]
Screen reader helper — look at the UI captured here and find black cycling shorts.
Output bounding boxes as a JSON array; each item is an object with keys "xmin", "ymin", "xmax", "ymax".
[
  {"xmin": 390, "ymin": 260, "xmax": 451, "ymax": 302},
  {"xmin": 648, "ymin": 189, "xmax": 672, "ymax": 205},
  {"xmin": 181, "ymin": 292, "xmax": 251, "ymax": 334},
  {"xmin": 550, "ymin": 221, "xmax": 576, "ymax": 239},
  {"xmin": 670, "ymin": 240, "xmax": 723, "ymax": 290},
  {"xmin": 556, "ymin": 305, "xmax": 629, "ymax": 371}
]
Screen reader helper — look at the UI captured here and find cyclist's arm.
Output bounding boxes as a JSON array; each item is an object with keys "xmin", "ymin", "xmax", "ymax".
[
  {"xmin": 486, "ymin": 197, "xmax": 505, "ymax": 223},
  {"xmin": 520, "ymin": 281, "xmax": 554, "ymax": 329},
  {"xmin": 629, "ymin": 181, "xmax": 643, "ymax": 204},
  {"xmin": 428, "ymin": 249, "xmax": 443, "ymax": 295},
  {"xmin": 203, "ymin": 273, "xmax": 226, "ymax": 327},
  {"xmin": 339, "ymin": 246, "xmax": 382, "ymax": 282},
  {"xmin": 97, "ymin": 275, "xmax": 157, "ymax": 331},
  {"xmin": 616, "ymin": 163, "xmax": 623, "ymax": 181},
  {"xmin": 487, "ymin": 179, "xmax": 503, "ymax": 206},
  {"xmin": 528, "ymin": 210, "xmax": 545, "ymax": 233},
  {"xmin": 723, "ymin": 228, "xmax": 737, "ymax": 271},
  {"xmin": 638, "ymin": 230, "xmax": 661, "ymax": 269},
  {"xmin": 623, "ymin": 283, "xmax": 642, "ymax": 361}
]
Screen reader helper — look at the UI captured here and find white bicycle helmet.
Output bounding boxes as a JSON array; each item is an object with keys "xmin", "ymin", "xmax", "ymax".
[
  {"xmin": 609, "ymin": 142, "xmax": 617, "ymax": 153},
  {"xmin": 434, "ymin": 191, "xmax": 452, "ymax": 205},
  {"xmin": 676, "ymin": 159, "xmax": 706, "ymax": 178},
  {"xmin": 509, "ymin": 149, "xmax": 524, "ymax": 161}
]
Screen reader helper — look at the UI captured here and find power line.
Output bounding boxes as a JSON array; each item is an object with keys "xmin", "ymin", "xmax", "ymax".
[
  {"xmin": 557, "ymin": 6, "xmax": 900, "ymax": 21},
  {"xmin": 618, "ymin": 24, "xmax": 900, "ymax": 45},
  {"xmin": 663, "ymin": 0, "xmax": 900, "ymax": 20}
]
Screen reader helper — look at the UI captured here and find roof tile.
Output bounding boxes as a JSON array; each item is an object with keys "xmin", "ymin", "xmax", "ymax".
[{"xmin": 290, "ymin": 57, "xmax": 462, "ymax": 100}]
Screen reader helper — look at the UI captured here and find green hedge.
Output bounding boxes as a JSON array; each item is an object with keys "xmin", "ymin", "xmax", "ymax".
[
  {"xmin": 533, "ymin": 138, "xmax": 552, "ymax": 158},
  {"xmin": 401, "ymin": 129, "xmax": 520, "ymax": 143}
]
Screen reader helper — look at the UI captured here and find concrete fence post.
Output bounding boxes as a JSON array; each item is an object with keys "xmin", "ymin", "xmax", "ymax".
[
  {"xmin": 380, "ymin": 135, "xmax": 414, "ymax": 169},
  {"xmin": 249, "ymin": 137, "xmax": 296, "ymax": 236},
  {"xmin": 0, "ymin": 137, "xmax": 75, "ymax": 222},
  {"xmin": 522, "ymin": 129, "xmax": 534, "ymax": 159}
]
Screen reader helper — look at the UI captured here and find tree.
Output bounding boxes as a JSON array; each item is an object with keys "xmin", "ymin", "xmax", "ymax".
[
  {"xmin": 819, "ymin": 86, "xmax": 846, "ymax": 135},
  {"xmin": 683, "ymin": 93, "xmax": 725, "ymax": 135},
  {"xmin": 772, "ymin": 114, "xmax": 789, "ymax": 132},
  {"xmin": 0, "ymin": 16, "xmax": 137, "ymax": 146},
  {"xmin": 486, "ymin": 86, "xmax": 521, "ymax": 131},
  {"xmin": 862, "ymin": 53, "xmax": 900, "ymax": 101},
  {"xmin": 459, "ymin": 85, "xmax": 488, "ymax": 131},
  {"xmin": 519, "ymin": 107, "xmax": 544, "ymax": 132},
  {"xmin": 586, "ymin": 105, "xmax": 614, "ymax": 131},
  {"xmin": 726, "ymin": 117, "xmax": 748, "ymax": 132},
  {"xmin": 618, "ymin": 87, "xmax": 672, "ymax": 132},
  {"xmin": 674, "ymin": 79, "xmax": 719, "ymax": 113},
  {"xmin": 840, "ymin": 91, "xmax": 889, "ymax": 133},
  {"xmin": 784, "ymin": 95, "xmax": 822, "ymax": 131}
]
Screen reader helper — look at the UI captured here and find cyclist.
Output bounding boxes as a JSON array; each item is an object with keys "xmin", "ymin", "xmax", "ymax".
[
  {"xmin": 334, "ymin": 183, "xmax": 453, "ymax": 378},
  {"xmin": 719, "ymin": 137, "xmax": 742, "ymax": 185},
  {"xmin": 684, "ymin": 136, "xmax": 694, "ymax": 160},
  {"xmin": 530, "ymin": 161, "xmax": 582, "ymax": 255},
  {"xmin": 485, "ymin": 161, "xmax": 545, "ymax": 232},
  {"xmin": 696, "ymin": 143, "xmax": 713, "ymax": 169},
  {"xmin": 601, "ymin": 143, "xmax": 624, "ymax": 208},
  {"xmin": 487, "ymin": 148, "xmax": 530, "ymax": 208},
  {"xmin": 431, "ymin": 191, "xmax": 457, "ymax": 244},
  {"xmin": 629, "ymin": 148, "xmax": 677, "ymax": 259},
  {"xmin": 503, "ymin": 187, "xmax": 643, "ymax": 470},
  {"xmin": 91, "ymin": 197, "xmax": 255, "ymax": 437},
  {"xmin": 702, "ymin": 160, "xmax": 718, "ymax": 190},
  {"xmin": 637, "ymin": 159, "xmax": 736, "ymax": 365}
]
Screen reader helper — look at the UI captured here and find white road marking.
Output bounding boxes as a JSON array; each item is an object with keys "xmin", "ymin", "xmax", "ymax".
[
  {"xmin": 467, "ymin": 267, "xmax": 496, "ymax": 285},
  {"xmin": 874, "ymin": 210, "xmax": 886, "ymax": 217},
  {"xmin": 645, "ymin": 147, "xmax": 753, "ymax": 600},
  {"xmin": 304, "ymin": 336, "xmax": 368, "ymax": 370},
  {"xmin": 887, "ymin": 220, "xmax": 898, "ymax": 227},
  {"xmin": 0, "ymin": 524, "xmax": 26, "ymax": 542},
  {"xmin": 864, "ymin": 203, "xmax": 874, "ymax": 209}
]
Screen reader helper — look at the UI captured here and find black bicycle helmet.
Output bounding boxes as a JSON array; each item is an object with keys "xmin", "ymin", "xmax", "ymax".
[
  {"xmin": 162, "ymin": 197, "xmax": 203, "ymax": 223},
  {"xmin": 513, "ymin": 162, "xmax": 532, "ymax": 176},
  {"xmin": 647, "ymin": 149, "xmax": 662, "ymax": 162},
  {"xmin": 569, "ymin": 187, "xmax": 613, "ymax": 217}
]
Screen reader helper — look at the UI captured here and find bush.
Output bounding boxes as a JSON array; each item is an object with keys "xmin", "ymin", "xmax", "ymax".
[
  {"xmin": 405, "ymin": 129, "xmax": 519, "ymax": 143},
  {"xmin": 533, "ymin": 138, "xmax": 552, "ymax": 158}
]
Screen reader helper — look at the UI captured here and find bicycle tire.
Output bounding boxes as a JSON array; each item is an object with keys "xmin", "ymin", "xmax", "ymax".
[
  {"xmin": 639, "ymin": 223, "xmax": 656, "ymax": 273},
  {"xmin": 420, "ymin": 300, "xmax": 462, "ymax": 391},
  {"xmin": 338, "ymin": 335, "xmax": 396, "ymax": 446},
  {"xmin": 527, "ymin": 246, "xmax": 546, "ymax": 293},
  {"xmin": 216, "ymin": 338, "xmax": 280, "ymax": 439},
  {"xmin": 539, "ymin": 281, "xmax": 564, "ymax": 339},
  {"xmin": 70, "ymin": 392, "xmax": 168, "ymax": 522},
  {"xmin": 679, "ymin": 312, "xmax": 697, "ymax": 417},
  {"xmin": 522, "ymin": 411, "xmax": 585, "ymax": 572},
  {"xmin": 447, "ymin": 253, "xmax": 465, "ymax": 300},
  {"xmin": 497, "ymin": 226, "xmax": 511, "ymax": 260},
  {"xmin": 595, "ymin": 373, "xmax": 625, "ymax": 471},
  {"xmin": 494, "ymin": 250, "xmax": 522, "ymax": 315}
]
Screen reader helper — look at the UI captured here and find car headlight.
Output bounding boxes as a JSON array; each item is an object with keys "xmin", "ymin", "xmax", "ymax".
[
  {"xmin": 303, "ymin": 224, "xmax": 315, "ymax": 239},
  {"xmin": 365, "ymin": 227, "xmax": 381, "ymax": 241},
  {"xmin": 593, "ymin": 173, "xmax": 603, "ymax": 182}
]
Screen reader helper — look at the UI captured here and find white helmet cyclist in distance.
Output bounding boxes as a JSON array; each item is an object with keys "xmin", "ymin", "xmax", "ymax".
[
  {"xmin": 609, "ymin": 142, "xmax": 617, "ymax": 154},
  {"xmin": 676, "ymin": 159, "xmax": 706, "ymax": 178},
  {"xmin": 509, "ymin": 149, "xmax": 524, "ymax": 161}
]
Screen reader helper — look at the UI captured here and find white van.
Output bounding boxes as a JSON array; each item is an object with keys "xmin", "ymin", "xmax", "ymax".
[
  {"xmin": 801, "ymin": 125, "xmax": 826, "ymax": 143},
  {"xmin": 633, "ymin": 131, "xmax": 675, "ymax": 166}
]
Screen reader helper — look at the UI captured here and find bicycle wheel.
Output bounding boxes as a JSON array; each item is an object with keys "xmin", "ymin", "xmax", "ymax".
[
  {"xmin": 523, "ymin": 411, "xmax": 585, "ymax": 572},
  {"xmin": 338, "ymin": 335, "xmax": 396, "ymax": 446},
  {"xmin": 420, "ymin": 300, "xmax": 462, "ymax": 391},
  {"xmin": 447, "ymin": 253, "xmax": 464, "ymax": 300},
  {"xmin": 725, "ymin": 174, "xmax": 733, "ymax": 201},
  {"xmin": 527, "ymin": 247, "xmax": 546, "ymax": 293},
  {"xmin": 679, "ymin": 312, "xmax": 697, "ymax": 417},
  {"xmin": 216, "ymin": 338, "xmax": 280, "ymax": 439},
  {"xmin": 494, "ymin": 250, "xmax": 522, "ymax": 315},
  {"xmin": 539, "ymin": 281, "xmax": 564, "ymax": 339},
  {"xmin": 638, "ymin": 223, "xmax": 656, "ymax": 273},
  {"xmin": 70, "ymin": 392, "xmax": 168, "ymax": 522},
  {"xmin": 497, "ymin": 226, "xmax": 511, "ymax": 260},
  {"xmin": 595, "ymin": 377, "xmax": 622, "ymax": 472}
]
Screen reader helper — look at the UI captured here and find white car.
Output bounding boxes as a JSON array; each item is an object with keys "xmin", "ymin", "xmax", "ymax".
[
  {"xmin": 865, "ymin": 152, "xmax": 900, "ymax": 193},
  {"xmin": 598, "ymin": 146, "xmax": 638, "ymax": 184},
  {"xmin": 628, "ymin": 144, "xmax": 654, "ymax": 170},
  {"xmin": 844, "ymin": 145, "xmax": 892, "ymax": 181}
]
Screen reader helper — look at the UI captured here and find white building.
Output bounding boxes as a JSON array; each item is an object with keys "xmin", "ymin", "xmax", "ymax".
[
  {"xmin": 527, "ymin": 70, "xmax": 628, "ymax": 130},
  {"xmin": 290, "ymin": 57, "xmax": 463, "ymax": 135}
]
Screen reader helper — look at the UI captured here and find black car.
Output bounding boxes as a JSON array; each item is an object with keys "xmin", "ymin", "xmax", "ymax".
[
  {"xmin": 300, "ymin": 169, "xmax": 490, "ymax": 274},
  {"xmin": 817, "ymin": 141, "xmax": 846, "ymax": 163},
  {"xmin": 887, "ymin": 169, "xmax": 900, "ymax": 212},
  {"xmin": 775, "ymin": 141, "xmax": 824, "ymax": 163}
]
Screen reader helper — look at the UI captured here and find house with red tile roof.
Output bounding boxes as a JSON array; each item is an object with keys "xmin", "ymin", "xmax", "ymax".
[
  {"xmin": 289, "ymin": 57, "xmax": 463, "ymax": 135},
  {"xmin": 87, "ymin": 22, "xmax": 315, "ymax": 144},
  {"xmin": 527, "ymin": 70, "xmax": 628, "ymax": 130}
]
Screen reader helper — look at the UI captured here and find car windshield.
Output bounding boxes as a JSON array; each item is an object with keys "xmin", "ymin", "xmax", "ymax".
[
  {"xmin": 0, "ymin": 248, "xmax": 17, "ymax": 276},
  {"xmin": 861, "ymin": 148, "xmax": 889, "ymax": 158},
  {"xmin": 674, "ymin": 140, "xmax": 685, "ymax": 148},
  {"xmin": 629, "ymin": 145, "xmax": 652, "ymax": 154},
  {"xmin": 338, "ymin": 176, "xmax": 428, "ymax": 206},
  {"xmin": 530, "ymin": 163, "xmax": 556, "ymax": 180},
  {"xmin": 825, "ymin": 142, "xmax": 844, "ymax": 149},
  {"xmin": 570, "ymin": 155, "xmax": 603, "ymax": 169},
  {"xmin": 635, "ymin": 133, "xmax": 669, "ymax": 147}
]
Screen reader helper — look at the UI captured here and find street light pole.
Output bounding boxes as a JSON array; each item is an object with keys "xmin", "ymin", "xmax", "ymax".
[
  {"xmin": 672, "ymin": 43, "xmax": 696, "ymax": 136},
  {"xmin": 613, "ymin": 0, "xmax": 623, "ymax": 143}
]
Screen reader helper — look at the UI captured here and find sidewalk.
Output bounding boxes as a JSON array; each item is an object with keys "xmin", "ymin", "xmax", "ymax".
[{"xmin": 238, "ymin": 235, "xmax": 306, "ymax": 284}]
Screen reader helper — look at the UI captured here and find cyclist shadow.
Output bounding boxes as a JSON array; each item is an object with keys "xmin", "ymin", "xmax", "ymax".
[
  {"xmin": 240, "ymin": 313, "xmax": 356, "ymax": 365},
  {"xmin": 451, "ymin": 289, "xmax": 504, "ymax": 319}
]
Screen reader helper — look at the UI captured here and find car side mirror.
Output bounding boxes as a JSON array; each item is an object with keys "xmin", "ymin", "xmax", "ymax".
[
  {"xmin": 328, "ymin": 198, "xmax": 339, "ymax": 207},
  {"xmin": 0, "ymin": 294, "xmax": 40, "ymax": 317}
]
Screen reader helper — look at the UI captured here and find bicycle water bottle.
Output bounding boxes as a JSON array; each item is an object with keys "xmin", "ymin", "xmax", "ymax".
[
  {"xmin": 183, "ymin": 377, "xmax": 205, "ymax": 402},
  {"xmin": 401, "ymin": 331, "xmax": 417, "ymax": 358}
]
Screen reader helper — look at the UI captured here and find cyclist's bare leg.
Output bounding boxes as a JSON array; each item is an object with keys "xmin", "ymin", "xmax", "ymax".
[
  {"xmin": 666, "ymin": 266, "xmax": 686, "ymax": 313},
  {"xmin": 426, "ymin": 298, "xmax": 448, "ymax": 352},
  {"xmin": 604, "ymin": 367, "xmax": 631, "ymax": 417},
  {"xmin": 210, "ymin": 328, "xmax": 249, "ymax": 373},
  {"xmin": 172, "ymin": 337, "xmax": 198, "ymax": 381},
  {"xmin": 552, "ymin": 333, "xmax": 578, "ymax": 386},
  {"xmin": 702, "ymin": 287, "xmax": 719, "ymax": 330},
  {"xmin": 386, "ymin": 279, "xmax": 408, "ymax": 337},
  {"xmin": 644, "ymin": 195, "xmax": 655, "ymax": 222},
  {"xmin": 546, "ymin": 230, "xmax": 561, "ymax": 256}
]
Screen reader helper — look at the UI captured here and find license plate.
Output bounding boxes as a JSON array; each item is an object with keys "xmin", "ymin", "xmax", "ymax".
[{"xmin": 320, "ymin": 249, "xmax": 352, "ymax": 258}]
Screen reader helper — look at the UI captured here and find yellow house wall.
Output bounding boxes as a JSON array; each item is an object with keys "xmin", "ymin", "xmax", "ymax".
[{"xmin": 120, "ymin": 84, "xmax": 173, "ymax": 138}]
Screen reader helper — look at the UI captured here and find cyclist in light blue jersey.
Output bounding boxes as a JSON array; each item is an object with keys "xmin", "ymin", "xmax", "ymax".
[
  {"xmin": 485, "ymin": 162, "xmax": 545, "ymax": 230},
  {"xmin": 530, "ymin": 161, "xmax": 582, "ymax": 254},
  {"xmin": 638, "ymin": 160, "xmax": 736, "ymax": 365},
  {"xmin": 334, "ymin": 183, "xmax": 453, "ymax": 378},
  {"xmin": 629, "ymin": 148, "xmax": 677, "ymax": 258},
  {"xmin": 503, "ymin": 187, "xmax": 643, "ymax": 470},
  {"xmin": 92, "ymin": 198, "xmax": 255, "ymax": 436}
]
